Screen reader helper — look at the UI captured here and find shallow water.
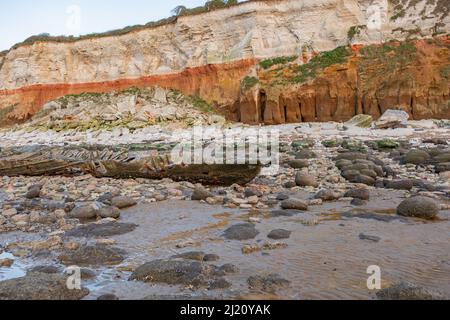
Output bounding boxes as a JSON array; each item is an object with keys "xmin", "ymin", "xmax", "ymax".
[{"xmin": 1, "ymin": 189, "xmax": 449, "ymax": 300}]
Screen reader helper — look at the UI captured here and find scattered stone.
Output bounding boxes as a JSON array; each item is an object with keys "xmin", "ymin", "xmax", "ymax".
[
  {"xmin": 0, "ymin": 272, "xmax": 89, "ymax": 300},
  {"xmin": 267, "ymin": 229, "xmax": 291, "ymax": 240},
  {"xmin": 288, "ymin": 159, "xmax": 309, "ymax": 169},
  {"xmin": 397, "ymin": 196, "xmax": 440, "ymax": 220},
  {"xmin": 344, "ymin": 188, "xmax": 370, "ymax": 200},
  {"xmin": 97, "ymin": 294, "xmax": 119, "ymax": 300},
  {"xmin": 97, "ymin": 206, "xmax": 121, "ymax": 219},
  {"xmin": 294, "ymin": 150, "xmax": 316, "ymax": 159},
  {"xmin": 172, "ymin": 251, "xmax": 206, "ymax": 261},
  {"xmin": 129, "ymin": 259, "xmax": 225, "ymax": 289},
  {"xmin": 111, "ymin": 196, "xmax": 137, "ymax": 209},
  {"xmin": 223, "ymin": 223, "xmax": 259, "ymax": 240},
  {"xmin": 247, "ymin": 274, "xmax": 290, "ymax": 293},
  {"xmin": 359, "ymin": 233, "xmax": 381, "ymax": 242},
  {"xmin": 276, "ymin": 193, "xmax": 289, "ymax": 201},
  {"xmin": 351, "ymin": 198, "xmax": 367, "ymax": 206},
  {"xmin": 280, "ymin": 199, "xmax": 308, "ymax": 211},
  {"xmin": 191, "ymin": 185, "xmax": 212, "ymax": 201},
  {"xmin": 384, "ymin": 179, "xmax": 413, "ymax": 191},
  {"xmin": 68, "ymin": 206, "xmax": 98, "ymax": 220},
  {"xmin": 295, "ymin": 173, "xmax": 319, "ymax": 187},
  {"xmin": 374, "ymin": 109, "xmax": 409, "ymax": 129},
  {"xmin": 376, "ymin": 282, "xmax": 446, "ymax": 300},
  {"xmin": 403, "ymin": 149, "xmax": 430, "ymax": 165},
  {"xmin": 59, "ymin": 245, "xmax": 126, "ymax": 266},
  {"xmin": 25, "ymin": 184, "xmax": 42, "ymax": 199},
  {"xmin": 314, "ymin": 189, "xmax": 341, "ymax": 201},
  {"xmin": 345, "ymin": 114, "xmax": 373, "ymax": 128}
]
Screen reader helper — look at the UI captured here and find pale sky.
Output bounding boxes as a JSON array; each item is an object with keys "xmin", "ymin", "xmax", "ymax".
[{"xmin": 0, "ymin": 0, "xmax": 209, "ymax": 51}]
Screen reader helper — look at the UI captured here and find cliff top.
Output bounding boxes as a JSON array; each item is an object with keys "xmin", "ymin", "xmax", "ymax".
[{"xmin": 5, "ymin": 0, "xmax": 277, "ymax": 52}]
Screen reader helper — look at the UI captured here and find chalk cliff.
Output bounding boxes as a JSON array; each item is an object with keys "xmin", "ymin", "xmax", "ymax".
[{"xmin": 0, "ymin": 0, "xmax": 449, "ymax": 125}]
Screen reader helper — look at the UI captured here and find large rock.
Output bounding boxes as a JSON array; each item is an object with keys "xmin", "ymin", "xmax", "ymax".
[
  {"xmin": 247, "ymin": 274, "xmax": 290, "ymax": 293},
  {"xmin": 314, "ymin": 189, "xmax": 341, "ymax": 201},
  {"xmin": 129, "ymin": 259, "xmax": 229, "ymax": 289},
  {"xmin": 267, "ymin": 229, "xmax": 292, "ymax": 240},
  {"xmin": 0, "ymin": 272, "xmax": 89, "ymax": 300},
  {"xmin": 344, "ymin": 188, "xmax": 370, "ymax": 200},
  {"xmin": 223, "ymin": 223, "xmax": 259, "ymax": 240},
  {"xmin": 68, "ymin": 206, "xmax": 98, "ymax": 220},
  {"xmin": 280, "ymin": 199, "xmax": 308, "ymax": 211},
  {"xmin": 111, "ymin": 196, "xmax": 137, "ymax": 209},
  {"xmin": 376, "ymin": 282, "xmax": 446, "ymax": 300},
  {"xmin": 191, "ymin": 186, "xmax": 212, "ymax": 201},
  {"xmin": 397, "ymin": 196, "xmax": 440, "ymax": 219},
  {"xmin": 403, "ymin": 149, "xmax": 430, "ymax": 165},
  {"xmin": 295, "ymin": 173, "xmax": 319, "ymax": 187},
  {"xmin": 345, "ymin": 114, "xmax": 373, "ymax": 128},
  {"xmin": 374, "ymin": 109, "xmax": 409, "ymax": 129},
  {"xmin": 58, "ymin": 245, "xmax": 126, "ymax": 266},
  {"xmin": 97, "ymin": 206, "xmax": 121, "ymax": 219},
  {"xmin": 288, "ymin": 159, "xmax": 309, "ymax": 169}
]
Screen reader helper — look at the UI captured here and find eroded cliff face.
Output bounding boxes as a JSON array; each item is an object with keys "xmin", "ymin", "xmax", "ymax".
[
  {"xmin": 239, "ymin": 37, "xmax": 450, "ymax": 124},
  {"xmin": 0, "ymin": 0, "xmax": 449, "ymax": 124}
]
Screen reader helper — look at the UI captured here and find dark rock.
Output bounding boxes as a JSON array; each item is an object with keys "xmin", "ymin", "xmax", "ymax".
[
  {"xmin": 268, "ymin": 229, "xmax": 292, "ymax": 240},
  {"xmin": 374, "ymin": 180, "xmax": 385, "ymax": 188},
  {"xmin": 223, "ymin": 223, "xmax": 259, "ymax": 240},
  {"xmin": 283, "ymin": 181, "xmax": 297, "ymax": 189},
  {"xmin": 111, "ymin": 196, "xmax": 137, "ymax": 209},
  {"xmin": 353, "ymin": 175, "xmax": 375, "ymax": 186},
  {"xmin": 218, "ymin": 264, "xmax": 239, "ymax": 274},
  {"xmin": 208, "ymin": 278, "xmax": 231, "ymax": 289},
  {"xmin": 384, "ymin": 179, "xmax": 413, "ymax": 190},
  {"xmin": 97, "ymin": 206, "xmax": 121, "ymax": 219},
  {"xmin": 244, "ymin": 188, "xmax": 262, "ymax": 198},
  {"xmin": 294, "ymin": 150, "xmax": 316, "ymax": 159},
  {"xmin": 247, "ymin": 274, "xmax": 290, "ymax": 293},
  {"xmin": 270, "ymin": 210, "xmax": 301, "ymax": 217},
  {"xmin": 435, "ymin": 162, "xmax": 450, "ymax": 173},
  {"xmin": 280, "ymin": 199, "xmax": 308, "ymax": 211},
  {"xmin": 129, "ymin": 259, "xmax": 224, "ymax": 289},
  {"xmin": 64, "ymin": 222, "xmax": 138, "ymax": 238},
  {"xmin": 344, "ymin": 188, "xmax": 370, "ymax": 200},
  {"xmin": 97, "ymin": 193, "xmax": 114, "ymax": 205},
  {"xmin": 314, "ymin": 189, "xmax": 341, "ymax": 201},
  {"xmin": 276, "ymin": 192, "xmax": 290, "ymax": 201},
  {"xmin": 203, "ymin": 254, "xmax": 220, "ymax": 262},
  {"xmin": 397, "ymin": 196, "xmax": 440, "ymax": 219},
  {"xmin": 25, "ymin": 184, "xmax": 42, "ymax": 199},
  {"xmin": 29, "ymin": 265, "xmax": 61, "ymax": 274},
  {"xmin": 351, "ymin": 198, "xmax": 367, "ymax": 206},
  {"xmin": 376, "ymin": 282, "xmax": 446, "ymax": 300},
  {"xmin": 0, "ymin": 272, "xmax": 89, "ymax": 300},
  {"xmin": 80, "ymin": 268, "xmax": 97, "ymax": 280},
  {"xmin": 191, "ymin": 186, "xmax": 212, "ymax": 201},
  {"xmin": 335, "ymin": 152, "xmax": 367, "ymax": 161},
  {"xmin": 342, "ymin": 211, "xmax": 406, "ymax": 223},
  {"xmin": 58, "ymin": 245, "xmax": 126, "ymax": 266},
  {"xmin": 403, "ymin": 149, "xmax": 430, "ymax": 165},
  {"xmin": 288, "ymin": 159, "xmax": 309, "ymax": 169},
  {"xmin": 97, "ymin": 294, "xmax": 119, "ymax": 300},
  {"xmin": 68, "ymin": 206, "xmax": 98, "ymax": 220},
  {"xmin": 383, "ymin": 166, "xmax": 396, "ymax": 177},
  {"xmin": 359, "ymin": 233, "xmax": 381, "ymax": 242},
  {"xmin": 295, "ymin": 173, "xmax": 319, "ymax": 187},
  {"xmin": 172, "ymin": 251, "xmax": 206, "ymax": 261}
]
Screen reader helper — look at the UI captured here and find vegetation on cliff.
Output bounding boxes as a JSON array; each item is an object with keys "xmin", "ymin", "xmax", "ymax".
[{"xmin": 6, "ymin": 0, "xmax": 261, "ymax": 51}]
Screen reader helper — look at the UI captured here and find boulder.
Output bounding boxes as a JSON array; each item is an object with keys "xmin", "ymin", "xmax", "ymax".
[
  {"xmin": 111, "ymin": 196, "xmax": 137, "ymax": 209},
  {"xmin": 345, "ymin": 114, "xmax": 373, "ymax": 128},
  {"xmin": 344, "ymin": 188, "xmax": 370, "ymax": 200},
  {"xmin": 223, "ymin": 223, "xmax": 259, "ymax": 240},
  {"xmin": 0, "ymin": 272, "xmax": 89, "ymax": 300},
  {"xmin": 280, "ymin": 199, "xmax": 308, "ymax": 210},
  {"xmin": 267, "ymin": 229, "xmax": 292, "ymax": 240},
  {"xmin": 374, "ymin": 109, "xmax": 409, "ymax": 129},
  {"xmin": 397, "ymin": 196, "xmax": 440, "ymax": 219},
  {"xmin": 314, "ymin": 189, "xmax": 342, "ymax": 201},
  {"xmin": 191, "ymin": 186, "xmax": 212, "ymax": 201},
  {"xmin": 295, "ymin": 173, "xmax": 319, "ymax": 187}
]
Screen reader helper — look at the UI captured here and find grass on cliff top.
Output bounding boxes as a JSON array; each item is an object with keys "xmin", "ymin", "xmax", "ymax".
[{"xmin": 6, "ymin": 0, "xmax": 264, "ymax": 51}]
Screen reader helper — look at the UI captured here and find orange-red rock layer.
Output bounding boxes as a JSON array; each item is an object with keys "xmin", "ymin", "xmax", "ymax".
[{"xmin": 0, "ymin": 59, "xmax": 257, "ymax": 124}]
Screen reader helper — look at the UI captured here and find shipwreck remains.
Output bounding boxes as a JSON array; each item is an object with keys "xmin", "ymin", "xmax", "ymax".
[{"xmin": 0, "ymin": 146, "xmax": 261, "ymax": 186}]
